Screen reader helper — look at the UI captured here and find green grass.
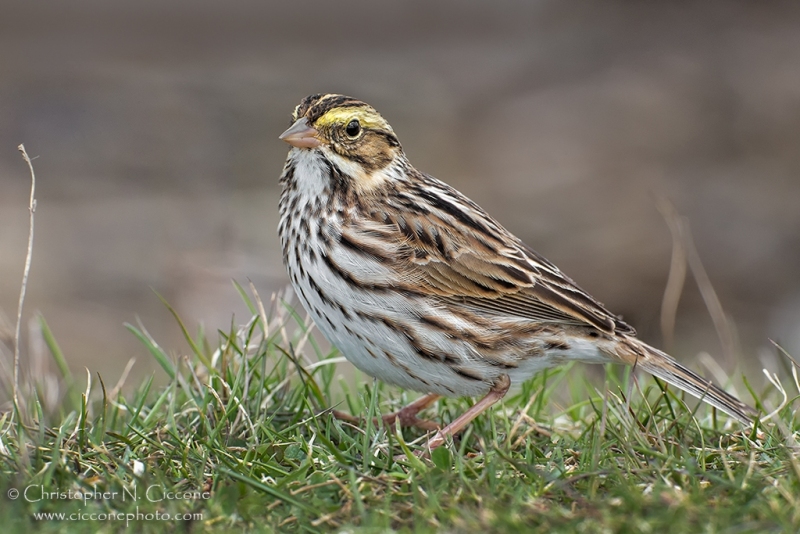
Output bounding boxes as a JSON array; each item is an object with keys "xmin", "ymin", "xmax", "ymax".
[{"xmin": 1, "ymin": 285, "xmax": 799, "ymax": 533}]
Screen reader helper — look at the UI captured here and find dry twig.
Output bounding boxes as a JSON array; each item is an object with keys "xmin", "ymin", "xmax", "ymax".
[
  {"xmin": 657, "ymin": 197, "xmax": 736, "ymax": 366},
  {"xmin": 657, "ymin": 199, "xmax": 688, "ymax": 352},
  {"xmin": 14, "ymin": 144, "xmax": 37, "ymax": 408}
]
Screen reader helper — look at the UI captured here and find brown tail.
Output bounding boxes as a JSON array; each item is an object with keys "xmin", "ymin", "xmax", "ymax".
[{"xmin": 623, "ymin": 340, "xmax": 756, "ymax": 424}]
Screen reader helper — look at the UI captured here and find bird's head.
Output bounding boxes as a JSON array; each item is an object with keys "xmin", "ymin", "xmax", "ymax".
[{"xmin": 280, "ymin": 94, "xmax": 405, "ymax": 185}]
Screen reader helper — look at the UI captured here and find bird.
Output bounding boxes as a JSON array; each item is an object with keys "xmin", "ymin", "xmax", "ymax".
[{"xmin": 277, "ymin": 93, "xmax": 756, "ymax": 452}]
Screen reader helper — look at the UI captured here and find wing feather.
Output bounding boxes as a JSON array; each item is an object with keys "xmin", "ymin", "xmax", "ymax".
[{"xmin": 343, "ymin": 174, "xmax": 635, "ymax": 336}]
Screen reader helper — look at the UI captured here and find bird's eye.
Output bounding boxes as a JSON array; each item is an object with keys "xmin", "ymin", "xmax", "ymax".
[{"xmin": 345, "ymin": 120, "xmax": 361, "ymax": 138}]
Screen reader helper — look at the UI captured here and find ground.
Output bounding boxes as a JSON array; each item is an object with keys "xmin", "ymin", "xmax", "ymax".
[{"xmin": 1, "ymin": 288, "xmax": 798, "ymax": 533}]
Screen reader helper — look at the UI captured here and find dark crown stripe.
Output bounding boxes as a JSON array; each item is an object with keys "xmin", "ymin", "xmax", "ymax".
[{"xmin": 307, "ymin": 94, "xmax": 368, "ymax": 122}]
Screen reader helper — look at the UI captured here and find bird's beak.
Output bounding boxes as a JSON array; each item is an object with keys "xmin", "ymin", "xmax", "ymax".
[{"xmin": 279, "ymin": 118, "xmax": 321, "ymax": 148}]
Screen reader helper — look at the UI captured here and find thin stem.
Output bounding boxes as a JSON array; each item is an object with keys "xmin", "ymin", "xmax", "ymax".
[
  {"xmin": 14, "ymin": 144, "xmax": 37, "ymax": 409},
  {"xmin": 657, "ymin": 197, "xmax": 687, "ymax": 353}
]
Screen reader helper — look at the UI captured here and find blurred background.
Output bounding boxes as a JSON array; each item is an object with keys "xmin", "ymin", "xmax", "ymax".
[{"xmin": 1, "ymin": 0, "xmax": 799, "ymax": 390}]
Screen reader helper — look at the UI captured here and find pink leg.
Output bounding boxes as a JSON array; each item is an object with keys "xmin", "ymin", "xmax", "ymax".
[
  {"xmin": 331, "ymin": 393, "xmax": 441, "ymax": 431},
  {"xmin": 423, "ymin": 374, "xmax": 511, "ymax": 452},
  {"xmin": 382, "ymin": 393, "xmax": 441, "ymax": 431}
]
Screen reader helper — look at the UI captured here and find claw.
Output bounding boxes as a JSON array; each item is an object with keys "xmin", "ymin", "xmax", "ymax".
[{"xmin": 330, "ymin": 393, "xmax": 442, "ymax": 431}]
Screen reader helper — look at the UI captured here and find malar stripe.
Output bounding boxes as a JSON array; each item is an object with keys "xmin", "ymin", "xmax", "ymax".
[
  {"xmin": 345, "ymin": 153, "xmax": 373, "ymax": 170},
  {"xmin": 278, "ymin": 162, "xmax": 295, "ymax": 186},
  {"xmin": 321, "ymin": 159, "xmax": 347, "ymax": 188}
]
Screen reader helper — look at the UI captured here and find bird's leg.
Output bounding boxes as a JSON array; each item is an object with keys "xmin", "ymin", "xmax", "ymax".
[
  {"xmin": 329, "ymin": 410, "xmax": 362, "ymax": 425},
  {"xmin": 381, "ymin": 393, "xmax": 441, "ymax": 431},
  {"xmin": 423, "ymin": 374, "xmax": 511, "ymax": 452},
  {"xmin": 331, "ymin": 393, "xmax": 441, "ymax": 431}
]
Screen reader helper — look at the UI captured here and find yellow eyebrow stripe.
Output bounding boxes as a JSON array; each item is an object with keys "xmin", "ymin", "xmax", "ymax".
[{"xmin": 314, "ymin": 108, "xmax": 388, "ymax": 130}]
